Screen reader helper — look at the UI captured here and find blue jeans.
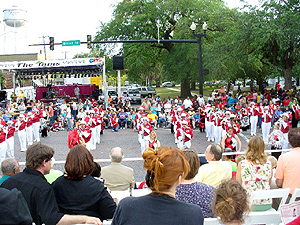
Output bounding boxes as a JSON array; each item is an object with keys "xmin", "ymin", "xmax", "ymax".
[
  {"xmin": 50, "ymin": 116, "xmax": 54, "ymax": 126},
  {"xmin": 67, "ymin": 117, "xmax": 72, "ymax": 130},
  {"xmin": 258, "ymin": 115, "xmax": 262, "ymax": 128},
  {"xmin": 158, "ymin": 118, "xmax": 166, "ymax": 126},
  {"xmin": 112, "ymin": 125, "xmax": 119, "ymax": 132}
]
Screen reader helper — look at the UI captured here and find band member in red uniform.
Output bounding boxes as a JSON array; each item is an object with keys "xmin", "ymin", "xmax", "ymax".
[
  {"xmin": 25, "ymin": 112, "xmax": 33, "ymax": 146},
  {"xmin": 78, "ymin": 121, "xmax": 92, "ymax": 151},
  {"xmin": 32, "ymin": 108, "xmax": 40, "ymax": 142},
  {"xmin": 279, "ymin": 113, "xmax": 291, "ymax": 150},
  {"xmin": 214, "ymin": 111, "xmax": 223, "ymax": 145},
  {"xmin": 221, "ymin": 126, "xmax": 241, "ymax": 160},
  {"xmin": 181, "ymin": 120, "xmax": 193, "ymax": 149},
  {"xmin": 248, "ymin": 102, "xmax": 260, "ymax": 136},
  {"xmin": 5, "ymin": 120, "xmax": 15, "ymax": 158},
  {"xmin": 16, "ymin": 114, "xmax": 27, "ymax": 152},
  {"xmin": 89, "ymin": 111, "xmax": 97, "ymax": 151},
  {"xmin": 140, "ymin": 117, "xmax": 152, "ymax": 154},
  {"xmin": 261, "ymin": 106, "xmax": 272, "ymax": 143},
  {"xmin": 0, "ymin": 125, "xmax": 7, "ymax": 163}
]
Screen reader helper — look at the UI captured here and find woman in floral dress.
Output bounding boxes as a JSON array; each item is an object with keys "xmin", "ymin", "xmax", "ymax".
[{"xmin": 236, "ymin": 136, "xmax": 272, "ymax": 211}]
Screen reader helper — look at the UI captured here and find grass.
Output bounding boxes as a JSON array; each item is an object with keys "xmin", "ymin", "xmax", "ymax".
[{"xmin": 156, "ymin": 86, "xmax": 214, "ymax": 100}]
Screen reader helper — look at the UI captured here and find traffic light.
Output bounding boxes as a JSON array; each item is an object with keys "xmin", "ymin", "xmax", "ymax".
[
  {"xmin": 87, "ymin": 35, "xmax": 92, "ymax": 49},
  {"xmin": 49, "ymin": 37, "xmax": 54, "ymax": 51}
]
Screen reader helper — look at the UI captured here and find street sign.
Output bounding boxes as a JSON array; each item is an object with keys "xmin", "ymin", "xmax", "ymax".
[{"xmin": 62, "ymin": 40, "xmax": 81, "ymax": 46}]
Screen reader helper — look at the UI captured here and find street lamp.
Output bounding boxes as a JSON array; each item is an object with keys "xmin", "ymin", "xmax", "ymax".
[{"xmin": 190, "ymin": 22, "xmax": 207, "ymax": 96}]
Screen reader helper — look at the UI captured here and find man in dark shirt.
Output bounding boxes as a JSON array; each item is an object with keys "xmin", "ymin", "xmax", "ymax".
[
  {"xmin": 0, "ymin": 187, "xmax": 32, "ymax": 224},
  {"xmin": 1, "ymin": 142, "xmax": 101, "ymax": 225}
]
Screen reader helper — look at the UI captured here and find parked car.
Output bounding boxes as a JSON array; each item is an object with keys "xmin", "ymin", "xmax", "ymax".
[
  {"xmin": 147, "ymin": 86, "xmax": 156, "ymax": 97},
  {"xmin": 162, "ymin": 82, "xmax": 173, "ymax": 87},
  {"xmin": 98, "ymin": 90, "xmax": 118, "ymax": 104},
  {"xmin": 127, "ymin": 88, "xmax": 141, "ymax": 104}
]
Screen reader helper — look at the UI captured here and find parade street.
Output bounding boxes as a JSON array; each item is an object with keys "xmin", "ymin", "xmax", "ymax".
[{"xmin": 14, "ymin": 126, "xmax": 258, "ymax": 182}]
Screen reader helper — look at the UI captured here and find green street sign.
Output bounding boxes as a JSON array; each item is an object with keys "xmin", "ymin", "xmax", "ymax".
[{"xmin": 62, "ymin": 40, "xmax": 81, "ymax": 46}]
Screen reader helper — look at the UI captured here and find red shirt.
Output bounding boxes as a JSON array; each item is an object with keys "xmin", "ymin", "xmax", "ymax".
[
  {"xmin": 0, "ymin": 131, "xmax": 6, "ymax": 143},
  {"xmin": 6, "ymin": 126, "xmax": 15, "ymax": 139}
]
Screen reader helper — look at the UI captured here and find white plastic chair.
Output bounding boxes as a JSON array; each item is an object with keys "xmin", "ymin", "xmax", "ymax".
[
  {"xmin": 249, "ymin": 188, "xmax": 291, "ymax": 211},
  {"xmin": 204, "ymin": 218, "xmax": 219, "ymax": 225},
  {"xmin": 245, "ymin": 211, "xmax": 281, "ymax": 224},
  {"xmin": 289, "ymin": 188, "xmax": 300, "ymax": 203}
]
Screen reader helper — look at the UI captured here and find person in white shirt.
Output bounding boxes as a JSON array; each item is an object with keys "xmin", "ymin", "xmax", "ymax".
[
  {"xmin": 197, "ymin": 94, "xmax": 205, "ymax": 106},
  {"xmin": 183, "ymin": 96, "xmax": 193, "ymax": 109}
]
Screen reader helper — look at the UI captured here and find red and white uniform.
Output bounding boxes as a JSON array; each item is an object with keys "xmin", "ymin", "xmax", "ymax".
[
  {"xmin": 261, "ymin": 110, "xmax": 273, "ymax": 142},
  {"xmin": 79, "ymin": 126, "xmax": 92, "ymax": 150},
  {"xmin": 280, "ymin": 118, "xmax": 291, "ymax": 150},
  {"xmin": 214, "ymin": 114, "xmax": 223, "ymax": 144},
  {"xmin": 0, "ymin": 128, "xmax": 6, "ymax": 163},
  {"xmin": 89, "ymin": 114, "xmax": 97, "ymax": 151},
  {"xmin": 5, "ymin": 125, "xmax": 15, "ymax": 158},
  {"xmin": 26, "ymin": 116, "xmax": 33, "ymax": 145},
  {"xmin": 16, "ymin": 118, "xmax": 27, "ymax": 151},
  {"xmin": 32, "ymin": 111, "xmax": 40, "ymax": 142},
  {"xmin": 140, "ymin": 121, "xmax": 152, "ymax": 154},
  {"xmin": 248, "ymin": 105, "xmax": 259, "ymax": 136},
  {"xmin": 96, "ymin": 114, "xmax": 102, "ymax": 144},
  {"xmin": 205, "ymin": 110, "xmax": 215, "ymax": 142}
]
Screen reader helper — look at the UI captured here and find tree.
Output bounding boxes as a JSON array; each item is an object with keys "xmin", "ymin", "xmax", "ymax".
[
  {"xmin": 94, "ymin": 0, "xmax": 254, "ymax": 97},
  {"xmin": 240, "ymin": 0, "xmax": 300, "ymax": 89}
]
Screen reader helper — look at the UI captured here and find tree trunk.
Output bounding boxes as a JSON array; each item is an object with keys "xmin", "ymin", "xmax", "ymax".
[
  {"xmin": 181, "ymin": 76, "xmax": 191, "ymax": 99},
  {"xmin": 156, "ymin": 79, "xmax": 161, "ymax": 87},
  {"xmin": 284, "ymin": 66, "xmax": 293, "ymax": 90},
  {"xmin": 256, "ymin": 76, "xmax": 264, "ymax": 92},
  {"xmin": 191, "ymin": 81, "xmax": 196, "ymax": 90}
]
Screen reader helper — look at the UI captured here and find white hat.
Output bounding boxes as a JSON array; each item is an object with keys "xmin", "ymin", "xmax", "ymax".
[
  {"xmin": 250, "ymin": 102, "xmax": 255, "ymax": 105},
  {"xmin": 19, "ymin": 114, "xmax": 25, "ymax": 118},
  {"xmin": 230, "ymin": 114, "xmax": 236, "ymax": 118},
  {"xmin": 264, "ymin": 106, "xmax": 269, "ymax": 110},
  {"xmin": 181, "ymin": 113, "xmax": 186, "ymax": 117},
  {"xmin": 177, "ymin": 107, "xmax": 183, "ymax": 111},
  {"xmin": 143, "ymin": 117, "xmax": 149, "ymax": 121},
  {"xmin": 7, "ymin": 120, "xmax": 13, "ymax": 124},
  {"xmin": 225, "ymin": 111, "xmax": 231, "ymax": 115},
  {"xmin": 281, "ymin": 113, "xmax": 289, "ymax": 118}
]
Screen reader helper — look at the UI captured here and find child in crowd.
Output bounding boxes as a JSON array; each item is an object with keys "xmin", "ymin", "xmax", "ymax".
[
  {"xmin": 267, "ymin": 155, "xmax": 278, "ymax": 189},
  {"xmin": 40, "ymin": 117, "xmax": 48, "ymax": 137},
  {"xmin": 213, "ymin": 180, "xmax": 249, "ymax": 225},
  {"xmin": 268, "ymin": 122, "xmax": 284, "ymax": 159}
]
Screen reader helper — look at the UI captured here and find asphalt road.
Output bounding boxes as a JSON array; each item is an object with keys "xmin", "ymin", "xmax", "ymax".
[{"xmin": 12, "ymin": 125, "xmax": 261, "ymax": 182}]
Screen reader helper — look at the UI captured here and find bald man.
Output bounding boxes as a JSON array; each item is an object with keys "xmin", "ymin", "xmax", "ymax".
[{"xmin": 101, "ymin": 147, "xmax": 135, "ymax": 191}]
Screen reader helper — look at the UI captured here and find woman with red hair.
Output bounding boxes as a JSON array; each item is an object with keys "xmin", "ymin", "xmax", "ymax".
[{"xmin": 112, "ymin": 146, "xmax": 204, "ymax": 225}]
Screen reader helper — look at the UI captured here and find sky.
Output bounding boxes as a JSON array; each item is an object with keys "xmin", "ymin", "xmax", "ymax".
[{"xmin": 0, "ymin": 0, "xmax": 256, "ymax": 60}]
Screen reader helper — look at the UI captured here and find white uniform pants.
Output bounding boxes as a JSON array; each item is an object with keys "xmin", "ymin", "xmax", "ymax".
[
  {"xmin": 86, "ymin": 140, "xmax": 92, "ymax": 151},
  {"xmin": 90, "ymin": 127, "xmax": 97, "ymax": 150},
  {"xmin": 214, "ymin": 126, "xmax": 223, "ymax": 144},
  {"xmin": 6, "ymin": 137, "xmax": 14, "ymax": 158},
  {"xmin": 206, "ymin": 122, "xmax": 214, "ymax": 141},
  {"xmin": 250, "ymin": 116, "xmax": 258, "ymax": 135},
  {"xmin": 262, "ymin": 122, "xmax": 271, "ymax": 143},
  {"xmin": 32, "ymin": 122, "xmax": 40, "ymax": 142},
  {"xmin": 96, "ymin": 125, "xmax": 101, "ymax": 144},
  {"xmin": 183, "ymin": 140, "xmax": 191, "ymax": 149},
  {"xmin": 26, "ymin": 126, "xmax": 33, "ymax": 146},
  {"xmin": 141, "ymin": 136, "xmax": 150, "ymax": 155},
  {"xmin": 18, "ymin": 129, "xmax": 27, "ymax": 151},
  {"xmin": 282, "ymin": 133, "xmax": 289, "ymax": 151},
  {"xmin": 0, "ymin": 141, "xmax": 6, "ymax": 163}
]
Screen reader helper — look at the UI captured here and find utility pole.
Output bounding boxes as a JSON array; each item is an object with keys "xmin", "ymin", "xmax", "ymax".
[{"xmin": 39, "ymin": 35, "xmax": 49, "ymax": 60}]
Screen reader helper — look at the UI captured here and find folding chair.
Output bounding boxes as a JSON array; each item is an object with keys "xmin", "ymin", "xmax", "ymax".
[
  {"xmin": 249, "ymin": 188, "xmax": 290, "ymax": 211},
  {"xmin": 289, "ymin": 188, "xmax": 300, "ymax": 203}
]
